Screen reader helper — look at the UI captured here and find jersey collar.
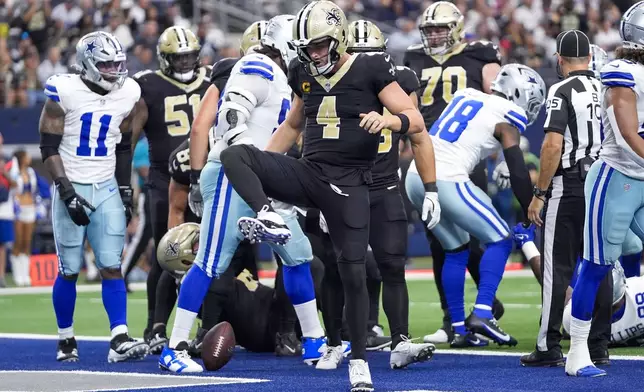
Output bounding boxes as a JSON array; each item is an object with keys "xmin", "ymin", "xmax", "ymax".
[{"xmin": 567, "ymin": 70, "xmax": 595, "ymax": 78}]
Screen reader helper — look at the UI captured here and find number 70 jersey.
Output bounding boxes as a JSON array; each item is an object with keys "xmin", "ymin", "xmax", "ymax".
[
  {"xmin": 412, "ymin": 88, "xmax": 528, "ymax": 182},
  {"xmin": 44, "ymin": 74, "xmax": 141, "ymax": 184}
]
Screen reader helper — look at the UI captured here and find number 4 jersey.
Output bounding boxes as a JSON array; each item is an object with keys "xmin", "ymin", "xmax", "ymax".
[
  {"xmin": 44, "ymin": 73, "xmax": 141, "ymax": 184},
  {"xmin": 411, "ymin": 88, "xmax": 528, "ymax": 182}
]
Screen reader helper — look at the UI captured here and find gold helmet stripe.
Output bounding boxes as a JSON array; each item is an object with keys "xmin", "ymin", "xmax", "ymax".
[{"xmin": 296, "ymin": 1, "xmax": 317, "ymax": 40}]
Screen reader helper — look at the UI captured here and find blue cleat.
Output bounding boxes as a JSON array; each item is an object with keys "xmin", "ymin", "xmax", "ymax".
[
  {"xmin": 571, "ymin": 365, "xmax": 607, "ymax": 378},
  {"xmin": 159, "ymin": 342, "xmax": 203, "ymax": 373},
  {"xmin": 302, "ymin": 336, "xmax": 326, "ymax": 365}
]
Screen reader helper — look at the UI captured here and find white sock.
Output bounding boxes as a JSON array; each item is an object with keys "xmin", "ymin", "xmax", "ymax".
[
  {"xmin": 294, "ymin": 299, "xmax": 325, "ymax": 338},
  {"xmin": 169, "ymin": 308, "xmax": 198, "ymax": 349},
  {"xmin": 21, "ymin": 254, "xmax": 31, "ymax": 284},
  {"xmin": 86, "ymin": 251, "xmax": 98, "ymax": 279},
  {"xmin": 111, "ymin": 324, "xmax": 128, "ymax": 339},
  {"xmin": 569, "ymin": 316, "xmax": 593, "ymax": 367},
  {"xmin": 474, "ymin": 304, "xmax": 492, "ymax": 311},
  {"xmin": 10, "ymin": 255, "xmax": 21, "ymax": 284},
  {"xmin": 58, "ymin": 326, "xmax": 74, "ymax": 340}
]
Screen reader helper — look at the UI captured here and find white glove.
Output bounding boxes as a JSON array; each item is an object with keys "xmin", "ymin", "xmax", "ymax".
[
  {"xmin": 319, "ymin": 212, "xmax": 329, "ymax": 234},
  {"xmin": 493, "ymin": 161, "xmax": 511, "ymax": 190},
  {"xmin": 422, "ymin": 191, "xmax": 441, "ymax": 230}
]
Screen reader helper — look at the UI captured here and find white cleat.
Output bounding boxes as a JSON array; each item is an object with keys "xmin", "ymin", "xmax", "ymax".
[
  {"xmin": 316, "ymin": 345, "xmax": 345, "ymax": 370},
  {"xmin": 423, "ymin": 328, "xmax": 450, "ymax": 344},
  {"xmin": 238, "ymin": 205, "xmax": 291, "ymax": 245},
  {"xmin": 107, "ymin": 334, "xmax": 149, "ymax": 363},
  {"xmin": 349, "ymin": 359, "xmax": 374, "ymax": 392},
  {"xmin": 159, "ymin": 343, "xmax": 203, "ymax": 373},
  {"xmin": 390, "ymin": 336, "xmax": 435, "ymax": 369}
]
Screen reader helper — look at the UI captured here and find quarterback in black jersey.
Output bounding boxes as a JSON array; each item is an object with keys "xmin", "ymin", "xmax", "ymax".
[
  {"xmin": 219, "ymin": 2, "xmax": 430, "ymax": 390},
  {"xmin": 129, "ymin": 26, "xmax": 212, "ymax": 349},
  {"xmin": 187, "ymin": 20, "xmax": 268, "ymax": 217},
  {"xmin": 404, "ymin": 1, "xmax": 505, "ymax": 345}
]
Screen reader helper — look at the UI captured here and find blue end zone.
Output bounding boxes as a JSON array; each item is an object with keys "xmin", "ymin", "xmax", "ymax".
[{"xmin": 0, "ymin": 338, "xmax": 641, "ymax": 392}]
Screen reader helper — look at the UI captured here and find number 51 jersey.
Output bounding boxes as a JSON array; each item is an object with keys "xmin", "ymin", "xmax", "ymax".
[
  {"xmin": 44, "ymin": 74, "xmax": 141, "ymax": 184},
  {"xmin": 410, "ymin": 88, "xmax": 528, "ymax": 182}
]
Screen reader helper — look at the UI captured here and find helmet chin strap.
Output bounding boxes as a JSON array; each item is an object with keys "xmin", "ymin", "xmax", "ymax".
[{"xmin": 173, "ymin": 70, "xmax": 195, "ymax": 82}]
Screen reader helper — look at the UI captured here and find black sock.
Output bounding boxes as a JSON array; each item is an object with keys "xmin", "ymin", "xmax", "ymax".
[
  {"xmin": 380, "ymin": 261, "xmax": 409, "ymax": 349},
  {"xmin": 321, "ymin": 261, "xmax": 344, "ymax": 347},
  {"xmin": 146, "ymin": 257, "xmax": 163, "ymax": 332},
  {"xmin": 467, "ymin": 239, "xmax": 483, "ymax": 287},
  {"xmin": 153, "ymin": 271, "xmax": 178, "ymax": 325},
  {"xmin": 220, "ymin": 145, "xmax": 271, "ymax": 212},
  {"xmin": 365, "ymin": 252, "xmax": 381, "ymax": 329},
  {"xmin": 338, "ymin": 262, "xmax": 368, "ymax": 360},
  {"xmin": 429, "ymin": 236, "xmax": 448, "ymax": 310}
]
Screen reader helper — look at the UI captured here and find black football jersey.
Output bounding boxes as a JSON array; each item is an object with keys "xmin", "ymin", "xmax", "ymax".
[
  {"xmin": 288, "ymin": 53, "xmax": 397, "ymax": 186},
  {"xmin": 403, "ymin": 41, "xmax": 501, "ymax": 128},
  {"xmin": 169, "ymin": 139, "xmax": 190, "ymax": 186},
  {"xmin": 371, "ymin": 66, "xmax": 420, "ymax": 189},
  {"xmin": 211, "ymin": 57, "xmax": 238, "ymax": 92},
  {"xmin": 134, "ymin": 66, "xmax": 212, "ymax": 175}
]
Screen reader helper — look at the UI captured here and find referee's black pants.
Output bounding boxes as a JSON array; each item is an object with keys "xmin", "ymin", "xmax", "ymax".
[
  {"xmin": 538, "ymin": 172, "xmax": 612, "ymax": 354},
  {"xmin": 123, "ymin": 188, "xmax": 153, "ymax": 283}
]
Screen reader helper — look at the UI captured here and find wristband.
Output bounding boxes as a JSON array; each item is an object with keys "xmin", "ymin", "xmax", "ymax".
[
  {"xmin": 522, "ymin": 241, "xmax": 540, "ymax": 261},
  {"xmin": 395, "ymin": 113, "xmax": 410, "ymax": 135},
  {"xmin": 423, "ymin": 182, "xmax": 438, "ymax": 193},
  {"xmin": 190, "ymin": 170, "xmax": 202, "ymax": 185}
]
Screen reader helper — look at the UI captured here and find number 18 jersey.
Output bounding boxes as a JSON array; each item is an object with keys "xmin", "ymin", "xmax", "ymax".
[
  {"xmin": 410, "ymin": 88, "xmax": 528, "ymax": 182},
  {"xmin": 44, "ymin": 74, "xmax": 141, "ymax": 184}
]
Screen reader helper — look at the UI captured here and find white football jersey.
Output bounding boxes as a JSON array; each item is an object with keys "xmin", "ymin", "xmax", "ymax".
[
  {"xmin": 409, "ymin": 88, "xmax": 529, "ymax": 182},
  {"xmin": 209, "ymin": 53, "xmax": 291, "ymax": 161},
  {"xmin": 599, "ymin": 59, "xmax": 644, "ymax": 180},
  {"xmin": 611, "ymin": 276, "xmax": 644, "ymax": 343},
  {"xmin": 44, "ymin": 74, "xmax": 141, "ymax": 184}
]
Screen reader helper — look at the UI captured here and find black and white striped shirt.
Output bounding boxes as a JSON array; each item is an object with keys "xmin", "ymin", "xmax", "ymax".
[{"xmin": 543, "ymin": 70, "xmax": 602, "ymax": 172}]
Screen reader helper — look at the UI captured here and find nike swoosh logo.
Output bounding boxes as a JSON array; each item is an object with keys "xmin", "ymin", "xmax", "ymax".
[
  {"xmin": 470, "ymin": 338, "xmax": 481, "ymax": 345},
  {"xmin": 612, "ymin": 64, "xmax": 620, "ymax": 68},
  {"xmin": 387, "ymin": 185, "xmax": 397, "ymax": 190},
  {"xmin": 284, "ymin": 346, "xmax": 296, "ymax": 354},
  {"xmin": 109, "ymin": 187, "xmax": 116, "ymax": 192}
]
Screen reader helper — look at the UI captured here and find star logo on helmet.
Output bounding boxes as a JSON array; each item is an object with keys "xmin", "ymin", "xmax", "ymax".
[
  {"xmin": 85, "ymin": 40, "xmax": 97, "ymax": 54},
  {"xmin": 528, "ymin": 76, "xmax": 538, "ymax": 84}
]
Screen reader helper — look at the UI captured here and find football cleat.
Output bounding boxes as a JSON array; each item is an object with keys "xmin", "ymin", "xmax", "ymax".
[
  {"xmin": 159, "ymin": 342, "xmax": 203, "ymax": 373},
  {"xmin": 275, "ymin": 332, "xmax": 302, "ymax": 356},
  {"xmin": 349, "ymin": 359, "xmax": 374, "ymax": 392},
  {"xmin": 188, "ymin": 326, "xmax": 208, "ymax": 358},
  {"xmin": 520, "ymin": 349, "xmax": 564, "ymax": 367},
  {"xmin": 148, "ymin": 327, "xmax": 168, "ymax": 355},
  {"xmin": 107, "ymin": 333, "xmax": 149, "ymax": 363},
  {"xmin": 302, "ymin": 336, "xmax": 327, "ymax": 365},
  {"xmin": 493, "ymin": 297, "xmax": 505, "ymax": 320},
  {"xmin": 316, "ymin": 345, "xmax": 345, "ymax": 370},
  {"xmin": 423, "ymin": 327, "xmax": 450, "ymax": 344},
  {"xmin": 466, "ymin": 313, "xmax": 517, "ymax": 346},
  {"xmin": 366, "ymin": 331, "xmax": 392, "ymax": 351},
  {"xmin": 56, "ymin": 337, "xmax": 79, "ymax": 362},
  {"xmin": 237, "ymin": 205, "xmax": 291, "ymax": 245},
  {"xmin": 390, "ymin": 336, "xmax": 435, "ymax": 369},
  {"xmin": 450, "ymin": 332, "xmax": 489, "ymax": 348}
]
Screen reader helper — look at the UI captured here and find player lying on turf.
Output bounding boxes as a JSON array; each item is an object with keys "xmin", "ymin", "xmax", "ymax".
[
  {"xmin": 40, "ymin": 31, "xmax": 148, "ymax": 362},
  {"xmin": 406, "ymin": 64, "xmax": 546, "ymax": 348},
  {"xmin": 160, "ymin": 15, "xmax": 327, "ymax": 374},
  {"xmin": 566, "ymin": 1, "xmax": 644, "ymax": 377}
]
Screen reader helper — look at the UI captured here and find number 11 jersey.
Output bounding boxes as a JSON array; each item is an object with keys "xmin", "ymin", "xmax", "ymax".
[
  {"xmin": 403, "ymin": 41, "xmax": 501, "ymax": 128},
  {"xmin": 412, "ymin": 88, "xmax": 528, "ymax": 182},
  {"xmin": 44, "ymin": 73, "xmax": 141, "ymax": 184}
]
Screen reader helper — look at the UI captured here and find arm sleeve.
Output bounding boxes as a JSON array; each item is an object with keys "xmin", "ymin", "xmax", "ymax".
[
  {"xmin": 371, "ymin": 53, "xmax": 397, "ymax": 94},
  {"xmin": 542, "ymin": 84, "xmax": 570, "ymax": 135},
  {"xmin": 600, "ymin": 60, "xmax": 636, "ymax": 90},
  {"xmin": 115, "ymin": 135, "xmax": 132, "ymax": 187}
]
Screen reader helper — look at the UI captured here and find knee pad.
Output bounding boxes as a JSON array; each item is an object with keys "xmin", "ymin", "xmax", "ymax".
[
  {"xmin": 338, "ymin": 263, "xmax": 366, "ymax": 292},
  {"xmin": 378, "ymin": 260, "xmax": 406, "ymax": 284}
]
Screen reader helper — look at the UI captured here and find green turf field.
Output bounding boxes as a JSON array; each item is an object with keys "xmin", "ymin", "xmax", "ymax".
[{"xmin": 2, "ymin": 274, "xmax": 642, "ymax": 356}]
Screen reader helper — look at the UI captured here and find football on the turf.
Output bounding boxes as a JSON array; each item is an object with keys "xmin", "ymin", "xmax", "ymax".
[{"xmin": 201, "ymin": 321, "xmax": 235, "ymax": 371}]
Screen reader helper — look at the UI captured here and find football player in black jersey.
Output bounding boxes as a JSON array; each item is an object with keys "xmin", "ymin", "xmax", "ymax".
[
  {"xmin": 219, "ymin": 2, "xmax": 433, "ymax": 390},
  {"xmin": 309, "ymin": 19, "xmax": 435, "ymax": 370},
  {"xmin": 187, "ymin": 20, "xmax": 268, "ymax": 217},
  {"xmin": 129, "ymin": 26, "xmax": 212, "ymax": 351},
  {"xmin": 404, "ymin": 1, "xmax": 505, "ymax": 344}
]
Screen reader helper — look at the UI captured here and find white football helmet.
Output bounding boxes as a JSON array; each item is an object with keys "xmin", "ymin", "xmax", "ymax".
[
  {"xmin": 74, "ymin": 31, "xmax": 127, "ymax": 91},
  {"xmin": 491, "ymin": 64, "xmax": 547, "ymax": 126},
  {"xmin": 156, "ymin": 222, "xmax": 200, "ymax": 278},
  {"xmin": 589, "ymin": 44, "xmax": 608, "ymax": 79},
  {"xmin": 261, "ymin": 14, "xmax": 297, "ymax": 68},
  {"xmin": 620, "ymin": 1, "xmax": 644, "ymax": 49},
  {"xmin": 612, "ymin": 261, "xmax": 627, "ymax": 306}
]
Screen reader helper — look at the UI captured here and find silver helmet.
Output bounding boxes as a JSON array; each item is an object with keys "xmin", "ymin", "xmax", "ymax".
[
  {"xmin": 261, "ymin": 14, "xmax": 297, "ymax": 68},
  {"xmin": 491, "ymin": 64, "xmax": 547, "ymax": 126},
  {"xmin": 612, "ymin": 261, "xmax": 627, "ymax": 306},
  {"xmin": 620, "ymin": 1, "xmax": 644, "ymax": 49},
  {"xmin": 589, "ymin": 44, "xmax": 609, "ymax": 78},
  {"xmin": 74, "ymin": 31, "xmax": 127, "ymax": 91}
]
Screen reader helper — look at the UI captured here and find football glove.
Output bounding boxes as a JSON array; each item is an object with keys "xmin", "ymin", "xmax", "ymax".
[
  {"xmin": 56, "ymin": 177, "xmax": 95, "ymax": 226},
  {"xmin": 493, "ymin": 161, "xmax": 511, "ymax": 190},
  {"xmin": 119, "ymin": 186, "xmax": 133, "ymax": 226},
  {"xmin": 513, "ymin": 222, "xmax": 535, "ymax": 248},
  {"xmin": 189, "ymin": 170, "xmax": 204, "ymax": 217},
  {"xmin": 422, "ymin": 191, "xmax": 440, "ymax": 230},
  {"xmin": 319, "ymin": 212, "xmax": 329, "ymax": 234}
]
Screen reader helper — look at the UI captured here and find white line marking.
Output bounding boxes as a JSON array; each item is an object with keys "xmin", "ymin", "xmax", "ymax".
[
  {"xmin": 0, "ymin": 334, "xmax": 642, "ymax": 360},
  {"xmin": 0, "ymin": 270, "xmax": 536, "ymax": 296}
]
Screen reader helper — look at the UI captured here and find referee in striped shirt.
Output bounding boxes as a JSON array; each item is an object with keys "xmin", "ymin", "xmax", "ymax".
[{"xmin": 522, "ymin": 30, "xmax": 613, "ymax": 367}]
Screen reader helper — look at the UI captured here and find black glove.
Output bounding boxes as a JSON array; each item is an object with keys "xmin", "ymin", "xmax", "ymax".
[
  {"xmin": 56, "ymin": 177, "xmax": 95, "ymax": 226},
  {"xmin": 119, "ymin": 186, "xmax": 133, "ymax": 226},
  {"xmin": 189, "ymin": 170, "xmax": 204, "ymax": 217}
]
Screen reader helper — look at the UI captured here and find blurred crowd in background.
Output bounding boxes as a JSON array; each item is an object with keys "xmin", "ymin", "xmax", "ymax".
[{"xmin": 0, "ymin": 0, "xmax": 636, "ymax": 108}]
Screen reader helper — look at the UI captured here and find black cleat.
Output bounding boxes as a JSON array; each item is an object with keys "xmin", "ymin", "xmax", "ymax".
[
  {"xmin": 366, "ymin": 332, "xmax": 392, "ymax": 351},
  {"xmin": 148, "ymin": 325, "xmax": 168, "ymax": 355},
  {"xmin": 520, "ymin": 349, "xmax": 564, "ymax": 367},
  {"xmin": 56, "ymin": 337, "xmax": 79, "ymax": 362},
  {"xmin": 492, "ymin": 297, "xmax": 505, "ymax": 320},
  {"xmin": 187, "ymin": 326, "xmax": 208, "ymax": 358},
  {"xmin": 466, "ymin": 313, "xmax": 517, "ymax": 346},
  {"xmin": 450, "ymin": 332, "xmax": 489, "ymax": 348},
  {"xmin": 275, "ymin": 332, "xmax": 302, "ymax": 356},
  {"xmin": 590, "ymin": 347, "xmax": 610, "ymax": 366},
  {"xmin": 107, "ymin": 333, "xmax": 149, "ymax": 362}
]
